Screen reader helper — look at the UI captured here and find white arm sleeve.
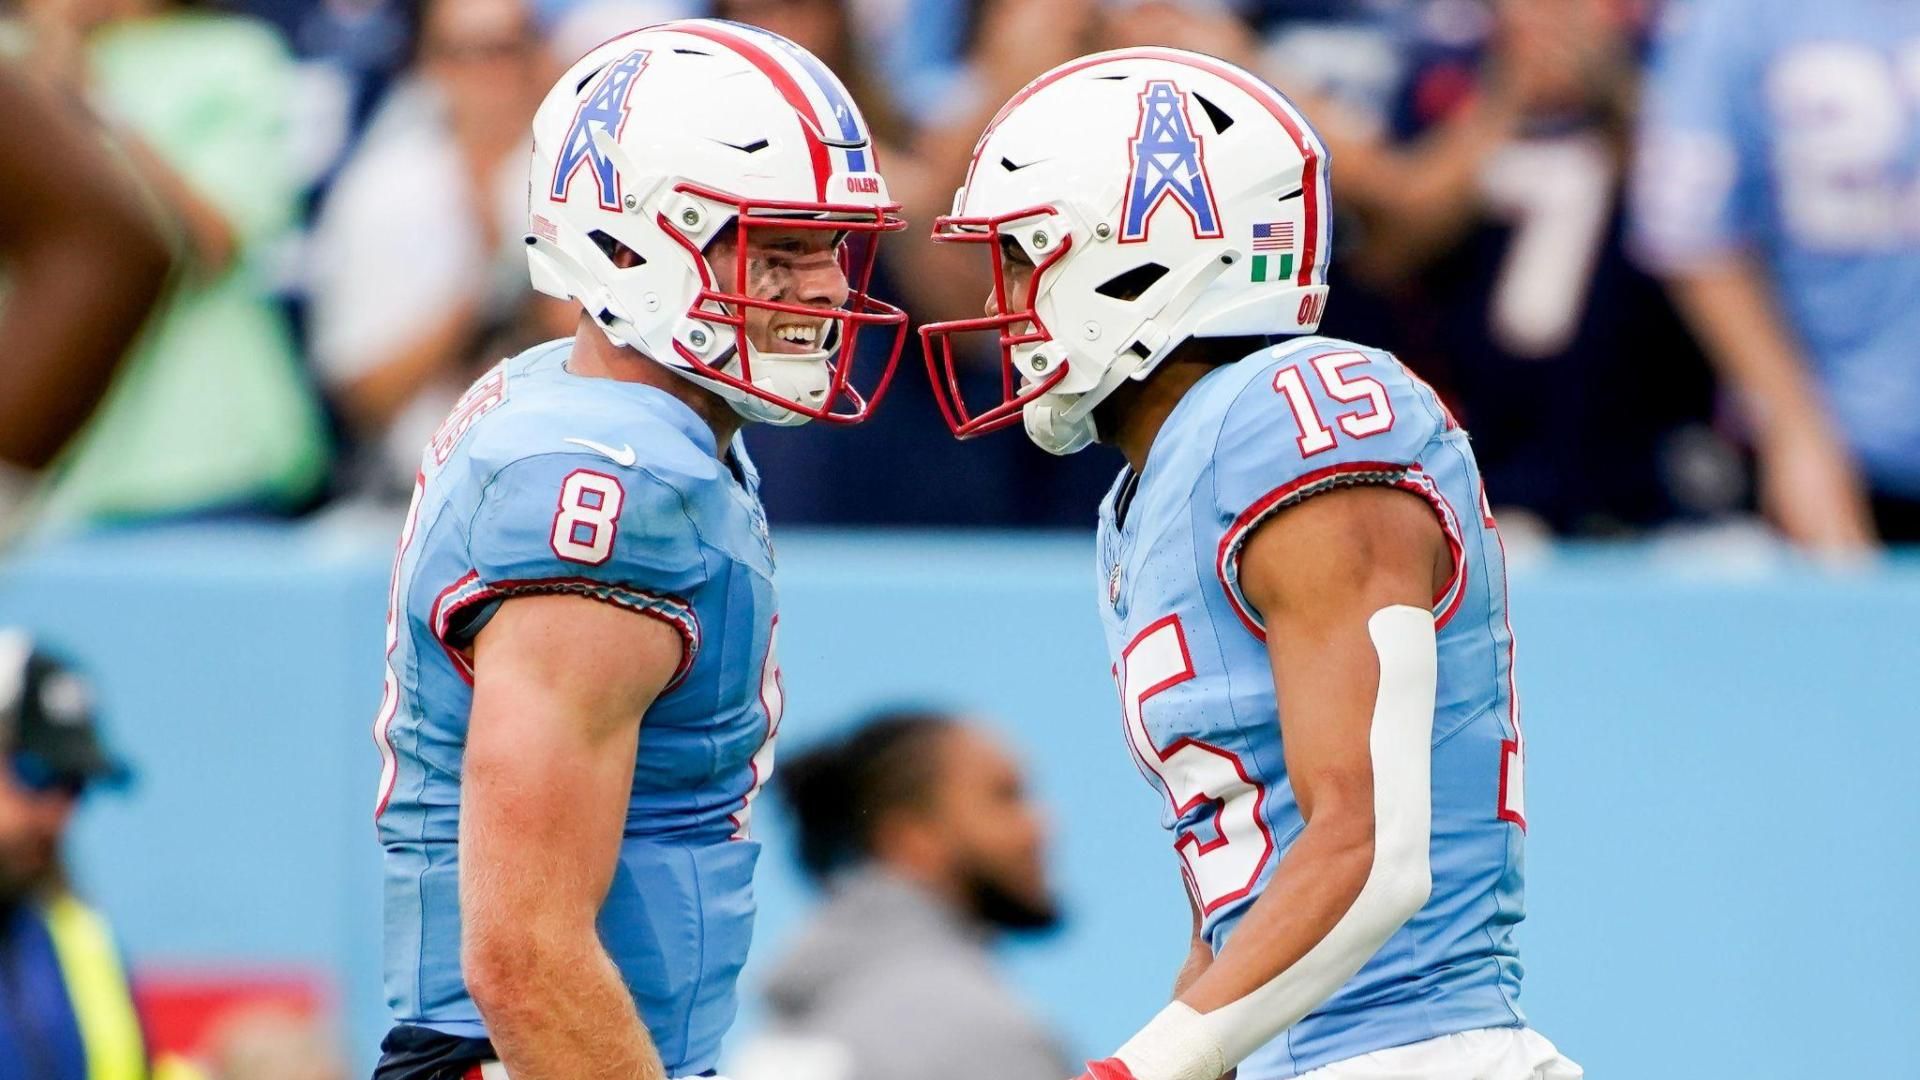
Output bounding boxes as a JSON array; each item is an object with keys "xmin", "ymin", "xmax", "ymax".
[{"xmin": 1112, "ymin": 605, "xmax": 1438, "ymax": 1080}]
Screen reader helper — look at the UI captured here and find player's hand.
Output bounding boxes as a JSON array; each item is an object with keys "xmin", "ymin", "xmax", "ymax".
[{"xmin": 1756, "ymin": 417, "xmax": 1879, "ymax": 560}]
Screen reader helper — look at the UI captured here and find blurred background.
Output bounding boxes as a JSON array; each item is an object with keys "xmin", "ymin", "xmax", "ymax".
[{"xmin": 0, "ymin": 0, "xmax": 1915, "ymax": 1077}]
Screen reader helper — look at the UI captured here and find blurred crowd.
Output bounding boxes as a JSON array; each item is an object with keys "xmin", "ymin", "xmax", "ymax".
[{"xmin": 4, "ymin": 0, "xmax": 1920, "ymax": 553}]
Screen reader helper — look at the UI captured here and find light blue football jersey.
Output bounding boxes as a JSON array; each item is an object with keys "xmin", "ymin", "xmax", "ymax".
[
  {"xmin": 373, "ymin": 340, "xmax": 782, "ymax": 1076},
  {"xmin": 1096, "ymin": 336, "xmax": 1527, "ymax": 1078},
  {"xmin": 1635, "ymin": 0, "xmax": 1920, "ymax": 495}
]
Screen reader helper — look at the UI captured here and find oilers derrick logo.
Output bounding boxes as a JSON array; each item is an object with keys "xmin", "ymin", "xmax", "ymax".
[
  {"xmin": 551, "ymin": 50, "xmax": 651, "ymax": 210},
  {"xmin": 1120, "ymin": 80, "xmax": 1223, "ymax": 243}
]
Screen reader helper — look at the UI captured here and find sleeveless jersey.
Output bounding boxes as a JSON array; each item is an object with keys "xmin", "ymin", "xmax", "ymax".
[
  {"xmin": 1096, "ymin": 336, "xmax": 1527, "ymax": 1077},
  {"xmin": 373, "ymin": 340, "xmax": 782, "ymax": 1076}
]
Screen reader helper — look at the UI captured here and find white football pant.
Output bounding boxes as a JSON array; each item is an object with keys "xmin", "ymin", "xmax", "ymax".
[{"xmin": 1295, "ymin": 1027, "xmax": 1582, "ymax": 1080}]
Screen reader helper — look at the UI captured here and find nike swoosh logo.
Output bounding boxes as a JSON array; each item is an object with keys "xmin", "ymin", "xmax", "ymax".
[{"xmin": 564, "ymin": 438, "xmax": 637, "ymax": 467}]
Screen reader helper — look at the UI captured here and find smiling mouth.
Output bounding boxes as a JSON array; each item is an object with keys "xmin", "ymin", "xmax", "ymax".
[{"xmin": 765, "ymin": 320, "xmax": 827, "ymax": 354}]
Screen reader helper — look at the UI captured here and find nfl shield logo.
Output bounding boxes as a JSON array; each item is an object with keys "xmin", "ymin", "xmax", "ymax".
[{"xmin": 1108, "ymin": 561, "xmax": 1123, "ymax": 606}]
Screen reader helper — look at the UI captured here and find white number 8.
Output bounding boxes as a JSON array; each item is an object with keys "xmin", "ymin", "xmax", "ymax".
[{"xmin": 550, "ymin": 469, "xmax": 625, "ymax": 565}]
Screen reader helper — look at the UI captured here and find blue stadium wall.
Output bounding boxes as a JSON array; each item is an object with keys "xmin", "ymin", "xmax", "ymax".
[{"xmin": 1, "ymin": 525, "xmax": 1915, "ymax": 1078}]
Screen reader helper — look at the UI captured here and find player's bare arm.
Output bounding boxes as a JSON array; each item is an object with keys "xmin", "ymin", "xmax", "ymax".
[
  {"xmin": 460, "ymin": 593, "xmax": 683, "ymax": 1080},
  {"xmin": 1101, "ymin": 486, "xmax": 1445, "ymax": 1080},
  {"xmin": 1169, "ymin": 891, "xmax": 1213, "ymax": 1001},
  {"xmin": 1185, "ymin": 485, "xmax": 1446, "ymax": 1010}
]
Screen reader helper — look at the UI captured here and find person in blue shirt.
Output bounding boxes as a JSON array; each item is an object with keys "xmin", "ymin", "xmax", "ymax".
[
  {"xmin": 919, "ymin": 47, "xmax": 1579, "ymax": 1079},
  {"xmin": 370, "ymin": 19, "xmax": 907, "ymax": 1080},
  {"xmin": 1635, "ymin": 0, "xmax": 1920, "ymax": 550}
]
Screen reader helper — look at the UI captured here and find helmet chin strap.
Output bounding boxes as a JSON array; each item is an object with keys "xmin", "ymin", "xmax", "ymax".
[
  {"xmin": 1020, "ymin": 248, "xmax": 1237, "ymax": 455},
  {"xmin": 1023, "ymin": 399, "xmax": 1098, "ymax": 455}
]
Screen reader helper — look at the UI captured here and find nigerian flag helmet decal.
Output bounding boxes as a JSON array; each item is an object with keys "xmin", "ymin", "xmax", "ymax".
[{"xmin": 1250, "ymin": 220, "xmax": 1295, "ymax": 282}]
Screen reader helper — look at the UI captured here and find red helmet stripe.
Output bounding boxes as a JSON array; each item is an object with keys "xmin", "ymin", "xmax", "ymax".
[
  {"xmin": 661, "ymin": 21, "xmax": 833, "ymax": 200},
  {"xmin": 1144, "ymin": 50, "xmax": 1323, "ymax": 287}
]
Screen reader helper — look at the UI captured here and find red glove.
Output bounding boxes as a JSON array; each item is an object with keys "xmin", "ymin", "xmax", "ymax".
[{"xmin": 1075, "ymin": 1061, "xmax": 1138, "ymax": 1080}]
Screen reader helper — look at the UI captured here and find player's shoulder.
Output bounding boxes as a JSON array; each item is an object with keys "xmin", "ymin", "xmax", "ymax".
[
  {"xmin": 1174, "ymin": 335, "xmax": 1446, "ymax": 449},
  {"xmin": 455, "ymin": 343, "xmax": 731, "ymax": 504},
  {"xmin": 1159, "ymin": 336, "xmax": 1455, "ymax": 517}
]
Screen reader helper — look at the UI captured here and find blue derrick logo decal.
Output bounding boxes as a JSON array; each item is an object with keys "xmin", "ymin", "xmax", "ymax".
[
  {"xmin": 550, "ymin": 50, "xmax": 652, "ymax": 210},
  {"xmin": 1120, "ymin": 80, "xmax": 1223, "ymax": 243}
]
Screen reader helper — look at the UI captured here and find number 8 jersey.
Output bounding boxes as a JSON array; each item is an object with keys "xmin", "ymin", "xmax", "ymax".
[
  {"xmin": 1096, "ymin": 336, "xmax": 1527, "ymax": 1079},
  {"xmin": 373, "ymin": 340, "xmax": 782, "ymax": 1077}
]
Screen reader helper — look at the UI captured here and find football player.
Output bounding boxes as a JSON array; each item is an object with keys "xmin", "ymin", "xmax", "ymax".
[
  {"xmin": 920, "ymin": 49, "xmax": 1581, "ymax": 1080},
  {"xmin": 371, "ymin": 21, "xmax": 906, "ymax": 1080}
]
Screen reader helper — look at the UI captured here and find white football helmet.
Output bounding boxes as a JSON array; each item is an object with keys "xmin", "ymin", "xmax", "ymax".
[
  {"xmin": 527, "ymin": 20, "xmax": 908, "ymax": 426},
  {"xmin": 921, "ymin": 48, "xmax": 1333, "ymax": 453}
]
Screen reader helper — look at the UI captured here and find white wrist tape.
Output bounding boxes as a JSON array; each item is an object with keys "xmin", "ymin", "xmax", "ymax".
[
  {"xmin": 1113, "ymin": 1002, "xmax": 1226, "ymax": 1080},
  {"xmin": 1114, "ymin": 606, "xmax": 1438, "ymax": 1080}
]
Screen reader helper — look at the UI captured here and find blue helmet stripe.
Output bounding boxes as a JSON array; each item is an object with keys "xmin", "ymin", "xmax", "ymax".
[{"xmin": 716, "ymin": 20, "xmax": 870, "ymax": 173}]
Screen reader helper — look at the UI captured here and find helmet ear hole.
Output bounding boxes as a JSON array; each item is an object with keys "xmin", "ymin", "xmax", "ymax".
[
  {"xmin": 588, "ymin": 230, "xmax": 646, "ymax": 269},
  {"xmin": 1094, "ymin": 262, "xmax": 1170, "ymax": 301},
  {"xmin": 1191, "ymin": 92, "xmax": 1234, "ymax": 134},
  {"xmin": 572, "ymin": 63, "xmax": 610, "ymax": 94}
]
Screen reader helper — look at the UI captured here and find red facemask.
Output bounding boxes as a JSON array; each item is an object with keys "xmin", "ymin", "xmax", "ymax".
[
  {"xmin": 918, "ymin": 204, "xmax": 1076, "ymax": 438},
  {"xmin": 657, "ymin": 181, "xmax": 910, "ymax": 424}
]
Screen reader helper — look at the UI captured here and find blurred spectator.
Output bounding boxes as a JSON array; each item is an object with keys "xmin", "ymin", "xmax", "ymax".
[
  {"xmin": 0, "ymin": 60, "xmax": 171, "ymax": 540},
  {"xmin": 199, "ymin": 1005, "xmax": 348, "ymax": 1080},
  {"xmin": 732, "ymin": 711, "xmax": 1070, "ymax": 1080},
  {"xmin": 305, "ymin": 0, "xmax": 566, "ymax": 498},
  {"xmin": 1132, "ymin": 0, "xmax": 1728, "ymax": 537},
  {"xmin": 1634, "ymin": 0, "xmax": 1920, "ymax": 551},
  {"xmin": 0, "ymin": 630, "xmax": 149, "ymax": 1079},
  {"xmin": 227, "ymin": 0, "xmax": 420, "ymax": 195},
  {"xmin": 13, "ymin": 0, "xmax": 331, "ymax": 528},
  {"xmin": 543, "ymin": 1, "xmax": 698, "ymax": 69}
]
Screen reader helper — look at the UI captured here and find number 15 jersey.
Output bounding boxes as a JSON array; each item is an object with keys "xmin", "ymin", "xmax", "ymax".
[{"xmin": 1095, "ymin": 336, "xmax": 1527, "ymax": 1079}]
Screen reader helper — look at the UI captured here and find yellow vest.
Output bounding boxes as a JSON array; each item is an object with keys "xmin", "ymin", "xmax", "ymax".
[{"xmin": 40, "ymin": 894, "xmax": 149, "ymax": 1080}]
